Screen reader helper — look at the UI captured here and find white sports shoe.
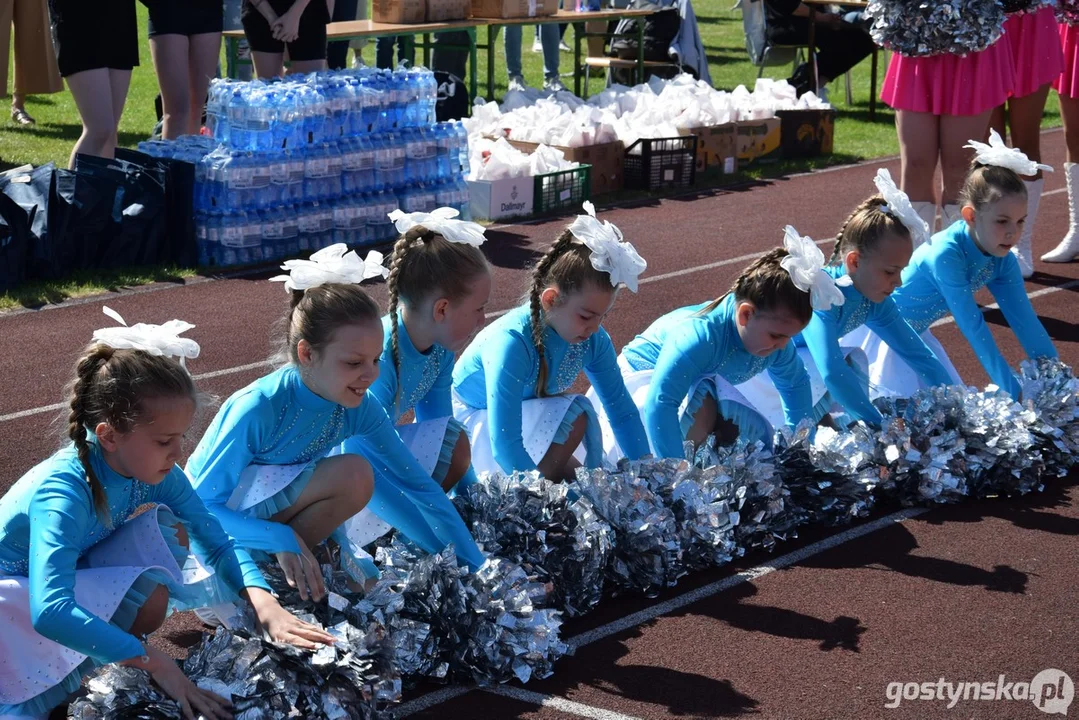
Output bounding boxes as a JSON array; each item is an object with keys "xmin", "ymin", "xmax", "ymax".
[{"xmin": 508, "ymin": 75, "xmax": 528, "ymax": 92}]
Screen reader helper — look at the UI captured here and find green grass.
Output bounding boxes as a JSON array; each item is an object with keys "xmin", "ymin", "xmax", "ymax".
[{"xmin": 0, "ymin": 0, "xmax": 1064, "ymax": 309}]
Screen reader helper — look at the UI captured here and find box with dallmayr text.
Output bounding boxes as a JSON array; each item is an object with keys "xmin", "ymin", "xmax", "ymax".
[{"xmin": 468, "ymin": 176, "xmax": 535, "ymax": 220}]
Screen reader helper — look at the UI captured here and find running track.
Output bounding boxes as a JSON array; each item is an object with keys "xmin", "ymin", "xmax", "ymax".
[{"xmin": 3, "ymin": 130, "xmax": 1077, "ymax": 720}]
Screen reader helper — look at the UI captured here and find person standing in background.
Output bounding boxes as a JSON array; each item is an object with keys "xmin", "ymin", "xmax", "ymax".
[
  {"xmin": 49, "ymin": 0, "xmax": 139, "ymax": 166},
  {"xmin": 146, "ymin": 0, "xmax": 224, "ymax": 139},
  {"xmin": 1, "ymin": 0, "xmax": 63, "ymax": 126}
]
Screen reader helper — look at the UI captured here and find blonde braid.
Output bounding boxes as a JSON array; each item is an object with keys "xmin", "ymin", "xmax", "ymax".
[
  {"xmin": 529, "ymin": 233, "xmax": 577, "ymax": 397},
  {"xmin": 386, "ymin": 232, "xmax": 417, "ymax": 411}
]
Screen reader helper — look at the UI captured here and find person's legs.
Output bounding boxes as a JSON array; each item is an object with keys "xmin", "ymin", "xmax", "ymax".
[
  {"xmin": 539, "ymin": 22, "xmax": 561, "ymax": 82},
  {"xmin": 269, "ymin": 455, "xmax": 374, "ymax": 549},
  {"xmin": 813, "ymin": 22, "xmax": 876, "ymax": 86},
  {"xmin": 685, "ymin": 392, "xmax": 718, "ymax": 449},
  {"xmin": 327, "ymin": 0, "xmax": 359, "ymax": 69},
  {"xmin": 939, "ymin": 109, "xmax": 993, "ymax": 205},
  {"xmin": 252, "ymin": 50, "xmax": 286, "ymax": 79},
  {"xmin": 107, "ymin": 68, "xmax": 132, "ymax": 155},
  {"xmin": 1005, "ymin": 84, "xmax": 1052, "ymax": 276},
  {"xmin": 65, "ymin": 68, "xmax": 120, "ymax": 166},
  {"xmin": 288, "ymin": 58, "xmax": 327, "ymax": 74},
  {"xmin": 504, "ymin": 25, "xmax": 524, "ymax": 80},
  {"xmin": 188, "ymin": 32, "xmax": 221, "ymax": 135},
  {"xmin": 1043, "ymin": 93, "xmax": 1079, "ymax": 262},
  {"xmin": 150, "ymin": 34, "xmax": 193, "ymax": 140},
  {"xmin": 376, "ymin": 36, "xmax": 395, "ymax": 68},
  {"xmin": 894, "ymin": 109, "xmax": 940, "ymax": 202},
  {"xmin": 537, "ymin": 414, "xmax": 587, "ymax": 482},
  {"xmin": 441, "ymin": 433, "xmax": 472, "ymax": 492}
]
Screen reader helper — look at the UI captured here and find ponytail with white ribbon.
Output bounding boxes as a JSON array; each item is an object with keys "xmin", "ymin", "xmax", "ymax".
[
  {"xmin": 388, "ymin": 207, "xmax": 487, "ymax": 247},
  {"xmin": 780, "ymin": 226, "xmax": 850, "ymax": 311},
  {"xmin": 270, "ymin": 244, "xmax": 389, "ymax": 292},
  {"xmin": 874, "ymin": 168, "xmax": 931, "ymax": 249},
  {"xmin": 964, "ymin": 129, "xmax": 1054, "ymax": 177},
  {"xmin": 568, "ymin": 201, "xmax": 647, "ymax": 292},
  {"xmin": 92, "ymin": 306, "xmax": 201, "ymax": 365}
]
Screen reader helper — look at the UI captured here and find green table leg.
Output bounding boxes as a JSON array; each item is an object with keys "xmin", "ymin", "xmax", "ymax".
[
  {"xmin": 227, "ymin": 36, "xmax": 238, "ymax": 79},
  {"xmin": 487, "ymin": 24, "xmax": 500, "ymax": 100},
  {"xmin": 636, "ymin": 19, "xmax": 644, "ymax": 84},
  {"xmin": 468, "ymin": 27, "xmax": 478, "ymax": 104},
  {"xmin": 423, "ymin": 32, "xmax": 431, "ymax": 68},
  {"xmin": 574, "ymin": 21, "xmax": 584, "ymax": 97}
]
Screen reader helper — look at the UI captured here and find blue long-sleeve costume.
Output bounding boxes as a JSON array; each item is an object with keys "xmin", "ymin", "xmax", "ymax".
[
  {"xmin": 339, "ymin": 313, "xmax": 479, "ymax": 509},
  {"xmin": 185, "ymin": 365, "xmax": 483, "ymax": 570},
  {"xmin": 794, "ymin": 265, "xmax": 953, "ymax": 425},
  {"xmin": 891, "ymin": 220, "xmax": 1057, "ymax": 399},
  {"xmin": 622, "ymin": 295, "xmax": 814, "ymax": 459},
  {"xmin": 452, "ymin": 305, "xmax": 650, "ymax": 474},
  {"xmin": 0, "ymin": 442, "xmax": 269, "ymax": 666}
]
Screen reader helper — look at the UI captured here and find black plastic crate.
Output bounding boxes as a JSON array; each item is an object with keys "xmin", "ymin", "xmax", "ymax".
[
  {"xmin": 623, "ymin": 136, "xmax": 697, "ymax": 191},
  {"xmin": 533, "ymin": 164, "xmax": 592, "ymax": 215}
]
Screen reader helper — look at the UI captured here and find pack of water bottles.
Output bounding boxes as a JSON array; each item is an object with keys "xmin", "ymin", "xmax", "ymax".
[{"xmin": 139, "ymin": 67, "xmax": 472, "ymax": 269}]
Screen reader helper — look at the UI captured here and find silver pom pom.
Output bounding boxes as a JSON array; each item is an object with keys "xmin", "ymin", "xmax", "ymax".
[{"xmin": 866, "ymin": 0, "xmax": 1006, "ymax": 56}]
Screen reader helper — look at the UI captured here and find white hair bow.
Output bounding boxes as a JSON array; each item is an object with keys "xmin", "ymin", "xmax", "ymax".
[
  {"xmin": 964, "ymin": 129, "xmax": 1054, "ymax": 177},
  {"xmin": 270, "ymin": 244, "xmax": 388, "ymax": 292},
  {"xmin": 388, "ymin": 207, "xmax": 487, "ymax": 247},
  {"xmin": 92, "ymin": 306, "xmax": 200, "ymax": 365},
  {"xmin": 780, "ymin": 226, "xmax": 850, "ymax": 311},
  {"xmin": 874, "ymin": 168, "xmax": 931, "ymax": 249},
  {"xmin": 568, "ymin": 201, "xmax": 647, "ymax": 293}
]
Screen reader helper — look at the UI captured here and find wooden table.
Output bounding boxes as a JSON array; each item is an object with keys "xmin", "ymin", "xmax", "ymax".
[
  {"xmin": 801, "ymin": 0, "xmax": 879, "ymax": 119},
  {"xmin": 224, "ymin": 19, "xmax": 483, "ymax": 100},
  {"xmin": 474, "ymin": 7, "xmax": 656, "ymax": 98}
]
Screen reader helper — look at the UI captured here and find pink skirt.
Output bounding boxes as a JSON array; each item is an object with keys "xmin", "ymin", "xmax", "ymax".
[
  {"xmin": 881, "ymin": 38, "xmax": 1016, "ymax": 116},
  {"xmin": 1055, "ymin": 21, "xmax": 1079, "ymax": 99},
  {"xmin": 1003, "ymin": 7, "xmax": 1064, "ymax": 97}
]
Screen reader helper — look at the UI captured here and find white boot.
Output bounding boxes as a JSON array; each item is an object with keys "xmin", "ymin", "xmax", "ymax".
[
  {"xmin": 1043, "ymin": 162, "xmax": 1079, "ymax": 263},
  {"xmin": 912, "ymin": 201, "xmax": 937, "ymax": 245},
  {"xmin": 1012, "ymin": 178, "xmax": 1042, "ymax": 278},
  {"xmin": 940, "ymin": 203, "xmax": 962, "ymax": 229}
]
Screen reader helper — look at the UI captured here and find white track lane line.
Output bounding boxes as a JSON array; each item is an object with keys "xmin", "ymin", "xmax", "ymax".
[
  {"xmin": 393, "ymin": 507, "xmax": 926, "ymax": 718},
  {"xmin": 485, "ymin": 686, "xmax": 648, "ymax": 720}
]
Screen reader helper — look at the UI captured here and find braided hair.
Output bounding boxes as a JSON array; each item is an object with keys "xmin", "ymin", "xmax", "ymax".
[
  {"xmin": 528, "ymin": 229, "xmax": 613, "ymax": 397},
  {"xmin": 386, "ymin": 225, "xmax": 489, "ymax": 408},
  {"xmin": 697, "ymin": 248, "xmax": 814, "ymax": 326},
  {"xmin": 65, "ymin": 344, "xmax": 196, "ymax": 523},
  {"xmin": 829, "ymin": 195, "xmax": 911, "ymax": 266}
]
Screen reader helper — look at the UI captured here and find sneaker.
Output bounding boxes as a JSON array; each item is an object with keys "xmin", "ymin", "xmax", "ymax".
[
  {"xmin": 508, "ymin": 75, "xmax": 528, "ymax": 92},
  {"xmin": 543, "ymin": 77, "xmax": 568, "ymax": 93},
  {"xmin": 559, "ymin": 41, "xmax": 572, "ymax": 53},
  {"xmin": 532, "ymin": 36, "xmax": 543, "ymax": 52}
]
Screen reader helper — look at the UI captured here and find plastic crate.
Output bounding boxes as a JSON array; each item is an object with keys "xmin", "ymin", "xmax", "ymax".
[
  {"xmin": 533, "ymin": 164, "xmax": 592, "ymax": 215},
  {"xmin": 623, "ymin": 136, "xmax": 697, "ymax": 191}
]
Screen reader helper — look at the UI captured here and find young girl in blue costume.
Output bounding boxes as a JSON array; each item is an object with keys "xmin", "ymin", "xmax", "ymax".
[
  {"xmin": 186, "ymin": 244, "xmax": 484, "ymax": 611},
  {"xmin": 599, "ymin": 232, "xmax": 845, "ymax": 462},
  {"xmin": 452, "ymin": 202, "xmax": 650, "ymax": 480},
  {"xmin": 849, "ymin": 131, "xmax": 1059, "ymax": 400},
  {"xmin": 751, "ymin": 169, "xmax": 955, "ymax": 428},
  {"xmin": 0, "ymin": 308, "xmax": 331, "ymax": 720},
  {"xmin": 336, "ymin": 208, "xmax": 491, "ymax": 549}
]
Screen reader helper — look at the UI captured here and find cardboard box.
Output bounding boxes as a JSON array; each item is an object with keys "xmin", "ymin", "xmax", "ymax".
[
  {"xmin": 468, "ymin": 176, "xmax": 535, "ymax": 221},
  {"xmin": 777, "ymin": 109, "xmax": 836, "ymax": 158},
  {"xmin": 427, "ymin": 0, "xmax": 471, "ymax": 22},
  {"xmin": 374, "ymin": 0, "xmax": 424, "ymax": 24},
  {"xmin": 736, "ymin": 117, "xmax": 781, "ymax": 164},
  {"xmin": 470, "ymin": 0, "xmax": 556, "ymax": 19},
  {"xmin": 509, "ymin": 139, "xmax": 624, "ymax": 195},
  {"xmin": 678, "ymin": 123, "xmax": 738, "ymax": 175}
]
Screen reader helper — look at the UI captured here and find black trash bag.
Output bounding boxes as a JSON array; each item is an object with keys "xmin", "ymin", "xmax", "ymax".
[
  {"xmin": 435, "ymin": 70, "xmax": 469, "ymax": 122},
  {"xmin": 71, "ymin": 152, "xmax": 169, "ymax": 270},
  {"xmin": 0, "ymin": 163, "xmax": 61, "ymax": 282},
  {"xmin": 115, "ymin": 148, "xmax": 198, "ymax": 267},
  {"xmin": 0, "ymin": 192, "xmax": 31, "ymax": 291},
  {"xmin": 609, "ymin": 0, "xmax": 686, "ymax": 85}
]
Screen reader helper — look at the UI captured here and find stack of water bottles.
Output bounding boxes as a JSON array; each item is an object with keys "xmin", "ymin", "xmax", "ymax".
[{"xmin": 139, "ymin": 67, "xmax": 471, "ymax": 268}]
